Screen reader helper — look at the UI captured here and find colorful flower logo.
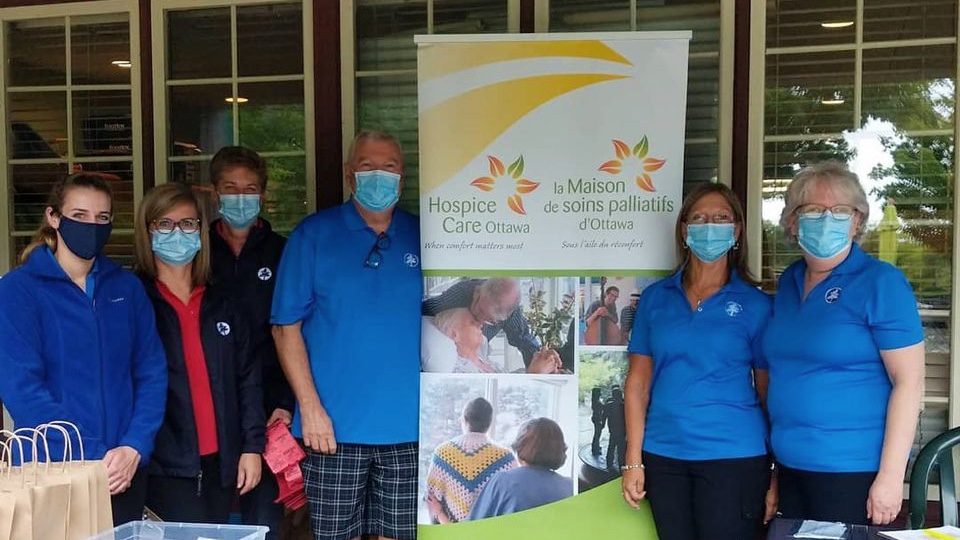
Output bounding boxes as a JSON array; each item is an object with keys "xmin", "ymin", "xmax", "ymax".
[
  {"xmin": 470, "ymin": 155, "xmax": 540, "ymax": 215},
  {"xmin": 597, "ymin": 136, "xmax": 667, "ymax": 192}
]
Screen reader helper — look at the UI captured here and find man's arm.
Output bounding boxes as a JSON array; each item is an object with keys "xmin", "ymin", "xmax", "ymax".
[
  {"xmin": 422, "ymin": 279, "xmax": 475, "ymax": 316},
  {"xmin": 272, "ymin": 322, "xmax": 337, "ymax": 454},
  {"xmin": 502, "ymin": 309, "xmax": 541, "ymax": 364}
]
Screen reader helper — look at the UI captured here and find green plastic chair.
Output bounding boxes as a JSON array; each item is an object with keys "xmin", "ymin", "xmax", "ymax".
[{"xmin": 909, "ymin": 426, "xmax": 960, "ymax": 528}]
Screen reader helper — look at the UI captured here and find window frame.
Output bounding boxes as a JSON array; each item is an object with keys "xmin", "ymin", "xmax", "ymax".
[
  {"xmin": 150, "ymin": 0, "xmax": 316, "ymax": 216},
  {"xmin": 0, "ymin": 0, "xmax": 143, "ymax": 274}
]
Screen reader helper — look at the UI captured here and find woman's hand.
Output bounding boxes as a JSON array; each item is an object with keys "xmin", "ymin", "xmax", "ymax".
[
  {"xmin": 103, "ymin": 446, "xmax": 140, "ymax": 495},
  {"xmin": 764, "ymin": 473, "xmax": 778, "ymax": 524},
  {"xmin": 621, "ymin": 467, "xmax": 646, "ymax": 509},
  {"xmin": 236, "ymin": 453, "xmax": 262, "ymax": 495},
  {"xmin": 867, "ymin": 473, "xmax": 903, "ymax": 525}
]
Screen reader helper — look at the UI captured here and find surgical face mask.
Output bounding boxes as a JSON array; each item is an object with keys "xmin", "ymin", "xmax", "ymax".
[
  {"xmin": 219, "ymin": 194, "xmax": 261, "ymax": 229},
  {"xmin": 151, "ymin": 229, "xmax": 201, "ymax": 266},
  {"xmin": 685, "ymin": 223, "xmax": 735, "ymax": 263},
  {"xmin": 797, "ymin": 213, "xmax": 852, "ymax": 260},
  {"xmin": 354, "ymin": 170, "xmax": 401, "ymax": 212},
  {"xmin": 58, "ymin": 216, "xmax": 112, "ymax": 260}
]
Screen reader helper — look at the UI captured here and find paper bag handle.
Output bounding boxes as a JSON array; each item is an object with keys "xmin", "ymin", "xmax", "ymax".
[
  {"xmin": 43, "ymin": 421, "xmax": 85, "ymax": 462},
  {"xmin": 36, "ymin": 424, "xmax": 72, "ymax": 472}
]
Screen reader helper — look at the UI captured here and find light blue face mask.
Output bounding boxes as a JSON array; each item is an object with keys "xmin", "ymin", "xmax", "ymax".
[
  {"xmin": 151, "ymin": 230, "xmax": 201, "ymax": 266},
  {"xmin": 798, "ymin": 212, "xmax": 852, "ymax": 259},
  {"xmin": 219, "ymin": 194, "xmax": 260, "ymax": 229},
  {"xmin": 354, "ymin": 170, "xmax": 401, "ymax": 212},
  {"xmin": 685, "ymin": 223, "xmax": 736, "ymax": 263}
]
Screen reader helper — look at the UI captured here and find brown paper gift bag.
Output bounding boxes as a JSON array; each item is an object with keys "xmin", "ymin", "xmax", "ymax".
[
  {"xmin": 39, "ymin": 424, "xmax": 97, "ymax": 540},
  {"xmin": 0, "ymin": 431, "xmax": 72, "ymax": 540},
  {"xmin": 0, "ymin": 491, "xmax": 15, "ymax": 540},
  {"xmin": 44, "ymin": 421, "xmax": 113, "ymax": 535}
]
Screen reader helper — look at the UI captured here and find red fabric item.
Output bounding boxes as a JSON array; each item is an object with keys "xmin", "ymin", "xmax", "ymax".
[
  {"xmin": 264, "ymin": 422, "xmax": 306, "ymax": 510},
  {"xmin": 157, "ymin": 281, "xmax": 219, "ymax": 456}
]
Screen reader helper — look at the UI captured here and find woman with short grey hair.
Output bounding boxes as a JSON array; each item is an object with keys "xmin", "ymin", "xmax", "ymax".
[{"xmin": 763, "ymin": 160, "xmax": 925, "ymax": 526}]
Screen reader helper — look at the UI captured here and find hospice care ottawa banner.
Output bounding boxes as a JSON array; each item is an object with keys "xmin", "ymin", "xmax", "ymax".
[{"xmin": 416, "ymin": 32, "xmax": 689, "ymax": 539}]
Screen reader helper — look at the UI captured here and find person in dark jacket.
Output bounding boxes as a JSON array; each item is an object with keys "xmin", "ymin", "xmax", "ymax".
[
  {"xmin": 208, "ymin": 146, "xmax": 291, "ymax": 537},
  {"xmin": 134, "ymin": 182, "xmax": 265, "ymax": 523},
  {"xmin": 0, "ymin": 173, "xmax": 168, "ymax": 525}
]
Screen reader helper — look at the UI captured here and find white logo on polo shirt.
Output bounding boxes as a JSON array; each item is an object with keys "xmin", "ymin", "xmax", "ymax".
[
  {"xmin": 257, "ymin": 267, "xmax": 273, "ymax": 281},
  {"xmin": 725, "ymin": 301, "xmax": 742, "ymax": 317},
  {"xmin": 216, "ymin": 321, "xmax": 231, "ymax": 336},
  {"xmin": 825, "ymin": 287, "xmax": 842, "ymax": 304},
  {"xmin": 403, "ymin": 253, "xmax": 420, "ymax": 268}
]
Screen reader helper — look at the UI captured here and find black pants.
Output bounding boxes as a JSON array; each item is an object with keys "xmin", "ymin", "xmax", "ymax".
[
  {"xmin": 147, "ymin": 454, "xmax": 235, "ymax": 523},
  {"xmin": 240, "ymin": 455, "xmax": 282, "ymax": 540},
  {"xmin": 644, "ymin": 451, "xmax": 770, "ymax": 540},
  {"xmin": 777, "ymin": 464, "xmax": 877, "ymax": 525},
  {"xmin": 111, "ymin": 467, "xmax": 149, "ymax": 525}
]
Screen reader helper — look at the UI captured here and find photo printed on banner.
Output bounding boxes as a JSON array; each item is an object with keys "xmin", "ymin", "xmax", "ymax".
[
  {"xmin": 418, "ymin": 373, "xmax": 579, "ymax": 525},
  {"xmin": 421, "ymin": 276, "xmax": 578, "ymax": 374}
]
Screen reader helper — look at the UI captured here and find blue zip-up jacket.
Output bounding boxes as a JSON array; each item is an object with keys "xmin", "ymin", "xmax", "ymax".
[{"xmin": 0, "ymin": 247, "xmax": 168, "ymax": 463}]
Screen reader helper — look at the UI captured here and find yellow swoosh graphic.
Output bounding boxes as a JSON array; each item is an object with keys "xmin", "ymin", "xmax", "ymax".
[
  {"xmin": 419, "ymin": 40, "xmax": 633, "ymax": 81},
  {"xmin": 420, "ymin": 73, "xmax": 628, "ymax": 192}
]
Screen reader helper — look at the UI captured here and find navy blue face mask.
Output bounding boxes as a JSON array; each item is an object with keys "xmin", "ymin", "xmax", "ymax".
[{"xmin": 57, "ymin": 216, "xmax": 112, "ymax": 260}]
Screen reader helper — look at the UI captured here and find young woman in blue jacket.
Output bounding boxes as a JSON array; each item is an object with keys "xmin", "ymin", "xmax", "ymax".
[
  {"xmin": 0, "ymin": 173, "xmax": 168, "ymax": 524},
  {"xmin": 133, "ymin": 183, "xmax": 265, "ymax": 523}
]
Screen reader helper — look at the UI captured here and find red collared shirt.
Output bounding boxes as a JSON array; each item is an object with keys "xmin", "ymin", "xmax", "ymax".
[{"xmin": 157, "ymin": 280, "xmax": 219, "ymax": 456}]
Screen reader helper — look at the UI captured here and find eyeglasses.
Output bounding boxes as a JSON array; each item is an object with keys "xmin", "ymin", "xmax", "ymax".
[
  {"xmin": 796, "ymin": 204, "xmax": 858, "ymax": 221},
  {"xmin": 152, "ymin": 218, "xmax": 201, "ymax": 234},
  {"xmin": 364, "ymin": 232, "xmax": 391, "ymax": 269},
  {"xmin": 686, "ymin": 212, "xmax": 735, "ymax": 225}
]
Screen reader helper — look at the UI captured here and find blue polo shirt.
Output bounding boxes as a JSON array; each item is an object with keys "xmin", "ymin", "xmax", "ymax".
[
  {"xmin": 628, "ymin": 270, "xmax": 771, "ymax": 460},
  {"xmin": 763, "ymin": 243, "xmax": 923, "ymax": 472},
  {"xmin": 270, "ymin": 200, "xmax": 422, "ymax": 444}
]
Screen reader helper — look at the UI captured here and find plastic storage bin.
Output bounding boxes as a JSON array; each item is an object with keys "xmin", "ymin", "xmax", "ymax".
[{"xmin": 87, "ymin": 521, "xmax": 268, "ymax": 540}]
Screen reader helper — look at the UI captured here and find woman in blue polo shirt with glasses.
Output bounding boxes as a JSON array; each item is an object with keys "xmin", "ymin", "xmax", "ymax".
[
  {"xmin": 622, "ymin": 183, "xmax": 774, "ymax": 540},
  {"xmin": 763, "ymin": 161, "xmax": 924, "ymax": 526}
]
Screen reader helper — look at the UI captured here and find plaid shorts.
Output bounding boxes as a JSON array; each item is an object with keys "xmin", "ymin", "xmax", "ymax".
[{"xmin": 301, "ymin": 442, "xmax": 418, "ymax": 540}]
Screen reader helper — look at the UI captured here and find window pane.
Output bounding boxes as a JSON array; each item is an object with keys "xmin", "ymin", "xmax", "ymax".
[
  {"xmin": 9, "ymin": 92, "xmax": 67, "ymax": 159},
  {"xmin": 7, "ymin": 18, "xmax": 66, "ymax": 86},
  {"xmin": 167, "ymin": 8, "xmax": 231, "ymax": 80},
  {"xmin": 357, "ymin": 74, "xmax": 419, "ymax": 213},
  {"xmin": 636, "ymin": 1, "xmax": 720, "ymax": 55},
  {"xmin": 11, "ymin": 163, "xmax": 69, "ymax": 233},
  {"xmin": 237, "ymin": 81, "xmax": 305, "ymax": 153},
  {"xmin": 356, "ymin": 0, "xmax": 425, "ymax": 72},
  {"xmin": 237, "ymin": 2, "xmax": 303, "ymax": 77},
  {"xmin": 683, "ymin": 143, "xmax": 718, "ymax": 187},
  {"xmin": 864, "ymin": 0, "xmax": 957, "ymax": 42},
  {"xmin": 766, "ymin": 0, "xmax": 856, "ymax": 49},
  {"xmin": 74, "ymin": 161, "xmax": 135, "ymax": 228},
  {"xmin": 687, "ymin": 55, "xmax": 719, "ymax": 140},
  {"xmin": 71, "ymin": 14, "xmax": 130, "ymax": 85},
  {"xmin": 432, "ymin": 0, "xmax": 508, "ymax": 34},
  {"xmin": 168, "ymin": 159, "xmax": 211, "ymax": 186},
  {"xmin": 103, "ymin": 233, "xmax": 134, "ymax": 269},
  {"xmin": 862, "ymin": 45, "xmax": 955, "ymax": 130},
  {"xmin": 73, "ymin": 91, "xmax": 132, "ymax": 158},
  {"xmin": 169, "ymin": 85, "xmax": 233, "ymax": 156},
  {"xmin": 766, "ymin": 51, "xmax": 855, "ymax": 136},
  {"xmin": 550, "ymin": 0, "xmax": 631, "ymax": 32},
  {"xmin": 263, "ymin": 156, "xmax": 308, "ymax": 233}
]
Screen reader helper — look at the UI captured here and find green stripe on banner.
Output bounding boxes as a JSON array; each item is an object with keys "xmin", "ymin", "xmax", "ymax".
[
  {"xmin": 422, "ymin": 269, "xmax": 672, "ymax": 277},
  {"xmin": 417, "ymin": 480, "xmax": 660, "ymax": 540}
]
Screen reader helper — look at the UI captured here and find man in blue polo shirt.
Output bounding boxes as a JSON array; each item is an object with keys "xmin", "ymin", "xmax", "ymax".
[{"xmin": 271, "ymin": 130, "xmax": 421, "ymax": 540}]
